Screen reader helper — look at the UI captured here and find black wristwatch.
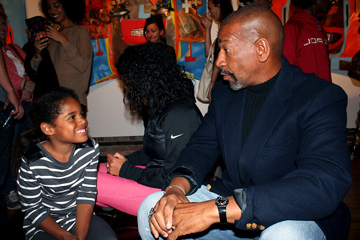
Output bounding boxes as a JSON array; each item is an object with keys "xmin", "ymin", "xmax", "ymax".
[{"xmin": 215, "ymin": 196, "xmax": 229, "ymax": 224}]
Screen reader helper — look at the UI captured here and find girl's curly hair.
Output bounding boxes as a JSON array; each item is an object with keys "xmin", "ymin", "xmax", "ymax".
[
  {"xmin": 117, "ymin": 43, "xmax": 195, "ymax": 119},
  {"xmin": 39, "ymin": 0, "xmax": 86, "ymax": 24}
]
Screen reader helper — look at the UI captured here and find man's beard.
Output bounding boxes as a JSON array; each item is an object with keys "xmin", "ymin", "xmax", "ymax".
[{"xmin": 220, "ymin": 67, "xmax": 244, "ymax": 91}]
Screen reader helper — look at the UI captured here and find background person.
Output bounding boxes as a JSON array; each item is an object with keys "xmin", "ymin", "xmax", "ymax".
[
  {"xmin": 144, "ymin": 14, "xmax": 176, "ymax": 61},
  {"xmin": 32, "ymin": 0, "xmax": 92, "ymax": 113},
  {"xmin": 283, "ymin": 0, "xmax": 332, "ymax": 82},
  {"xmin": 200, "ymin": 0, "xmax": 233, "ymax": 101},
  {"xmin": 139, "ymin": 5, "xmax": 351, "ymax": 240},
  {"xmin": 0, "ymin": 10, "xmax": 33, "ymax": 211},
  {"xmin": 0, "ymin": 48, "xmax": 23, "ymax": 225},
  {"xmin": 23, "ymin": 16, "xmax": 60, "ymax": 100},
  {"xmin": 0, "ymin": 3, "xmax": 14, "ymax": 45},
  {"xmin": 96, "ymin": 43, "xmax": 202, "ymax": 216}
]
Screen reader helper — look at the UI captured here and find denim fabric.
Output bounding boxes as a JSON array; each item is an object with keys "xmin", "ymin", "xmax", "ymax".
[
  {"xmin": 0, "ymin": 101, "xmax": 14, "ymax": 187},
  {"xmin": 138, "ymin": 185, "xmax": 326, "ymax": 240}
]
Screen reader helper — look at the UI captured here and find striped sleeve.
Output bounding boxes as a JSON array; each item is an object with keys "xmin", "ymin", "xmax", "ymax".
[
  {"xmin": 17, "ymin": 157, "xmax": 50, "ymax": 228},
  {"xmin": 77, "ymin": 138, "xmax": 99, "ymax": 204}
]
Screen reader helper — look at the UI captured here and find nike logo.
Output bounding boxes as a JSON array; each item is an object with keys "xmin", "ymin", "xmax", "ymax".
[{"xmin": 171, "ymin": 133, "xmax": 184, "ymax": 139}]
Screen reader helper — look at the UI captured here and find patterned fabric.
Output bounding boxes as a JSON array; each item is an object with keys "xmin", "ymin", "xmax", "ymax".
[
  {"xmin": 25, "ymin": 16, "xmax": 50, "ymax": 40},
  {"xmin": 17, "ymin": 138, "xmax": 99, "ymax": 240}
]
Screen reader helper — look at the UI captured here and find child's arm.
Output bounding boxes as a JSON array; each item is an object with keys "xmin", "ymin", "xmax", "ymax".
[
  {"xmin": 75, "ymin": 204, "xmax": 94, "ymax": 240},
  {"xmin": 17, "ymin": 157, "xmax": 78, "ymax": 239},
  {"xmin": 75, "ymin": 139, "xmax": 100, "ymax": 238},
  {"xmin": 39, "ymin": 216, "xmax": 79, "ymax": 240}
]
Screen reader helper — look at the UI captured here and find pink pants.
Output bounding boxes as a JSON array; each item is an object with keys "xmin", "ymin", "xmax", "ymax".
[{"xmin": 96, "ymin": 163, "xmax": 160, "ymax": 216}]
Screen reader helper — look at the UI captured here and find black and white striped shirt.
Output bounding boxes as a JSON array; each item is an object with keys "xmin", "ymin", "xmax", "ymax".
[{"xmin": 17, "ymin": 138, "xmax": 99, "ymax": 240}]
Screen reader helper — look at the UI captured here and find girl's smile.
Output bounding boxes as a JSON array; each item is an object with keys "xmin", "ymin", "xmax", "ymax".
[{"xmin": 48, "ymin": 97, "xmax": 88, "ymax": 145}]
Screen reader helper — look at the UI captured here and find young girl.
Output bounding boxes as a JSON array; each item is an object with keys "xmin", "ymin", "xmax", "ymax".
[{"xmin": 15, "ymin": 88, "xmax": 117, "ymax": 240}]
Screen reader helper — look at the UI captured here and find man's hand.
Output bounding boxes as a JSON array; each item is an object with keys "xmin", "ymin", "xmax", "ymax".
[
  {"xmin": 149, "ymin": 178, "xmax": 191, "ymax": 239},
  {"xmin": 107, "ymin": 153, "xmax": 127, "ymax": 176},
  {"xmin": 149, "ymin": 190, "xmax": 189, "ymax": 239},
  {"xmin": 168, "ymin": 201, "xmax": 219, "ymax": 240}
]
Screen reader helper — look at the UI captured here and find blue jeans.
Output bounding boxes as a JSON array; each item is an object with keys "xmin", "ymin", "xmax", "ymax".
[
  {"xmin": 2, "ymin": 101, "xmax": 32, "ymax": 197},
  {"xmin": 138, "ymin": 185, "xmax": 326, "ymax": 240}
]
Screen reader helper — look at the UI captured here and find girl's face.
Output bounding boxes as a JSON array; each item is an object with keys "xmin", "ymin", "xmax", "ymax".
[
  {"xmin": 145, "ymin": 23, "xmax": 164, "ymax": 43},
  {"xmin": 208, "ymin": 1, "xmax": 220, "ymax": 22},
  {"xmin": 48, "ymin": 97, "xmax": 88, "ymax": 145},
  {"xmin": 46, "ymin": 0, "xmax": 67, "ymax": 24},
  {"xmin": 0, "ymin": 15, "xmax": 8, "ymax": 44}
]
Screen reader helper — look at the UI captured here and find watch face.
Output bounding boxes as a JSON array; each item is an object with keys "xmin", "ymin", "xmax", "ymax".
[{"xmin": 216, "ymin": 196, "xmax": 229, "ymax": 206}]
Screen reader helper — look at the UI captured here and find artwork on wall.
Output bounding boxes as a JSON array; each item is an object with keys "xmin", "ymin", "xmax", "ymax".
[
  {"xmin": 83, "ymin": 0, "xmax": 206, "ymax": 86},
  {"xmin": 83, "ymin": 0, "xmax": 359, "ymax": 86}
]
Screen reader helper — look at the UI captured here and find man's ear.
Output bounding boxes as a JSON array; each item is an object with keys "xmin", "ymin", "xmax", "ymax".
[
  {"xmin": 160, "ymin": 29, "xmax": 164, "ymax": 37},
  {"xmin": 40, "ymin": 122, "xmax": 54, "ymax": 136},
  {"xmin": 255, "ymin": 38, "xmax": 270, "ymax": 62}
]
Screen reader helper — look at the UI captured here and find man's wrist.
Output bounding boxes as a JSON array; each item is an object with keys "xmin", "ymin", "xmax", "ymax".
[
  {"xmin": 168, "ymin": 185, "xmax": 186, "ymax": 195},
  {"xmin": 215, "ymin": 196, "xmax": 229, "ymax": 224}
]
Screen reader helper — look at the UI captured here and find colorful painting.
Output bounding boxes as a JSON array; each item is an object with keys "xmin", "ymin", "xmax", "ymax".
[
  {"xmin": 83, "ymin": 0, "xmax": 359, "ymax": 86},
  {"xmin": 83, "ymin": 0, "xmax": 207, "ymax": 86}
]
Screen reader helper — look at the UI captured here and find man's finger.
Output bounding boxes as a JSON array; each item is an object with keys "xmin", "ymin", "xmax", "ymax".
[
  {"xmin": 150, "ymin": 214, "xmax": 168, "ymax": 238},
  {"xmin": 168, "ymin": 227, "xmax": 179, "ymax": 240}
]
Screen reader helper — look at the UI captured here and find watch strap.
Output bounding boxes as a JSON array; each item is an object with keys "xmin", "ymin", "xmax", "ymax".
[{"xmin": 218, "ymin": 205, "xmax": 227, "ymax": 224}]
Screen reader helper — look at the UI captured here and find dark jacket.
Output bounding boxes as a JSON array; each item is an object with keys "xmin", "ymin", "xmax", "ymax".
[
  {"xmin": 23, "ymin": 41, "xmax": 59, "ymax": 100},
  {"xmin": 166, "ymin": 57, "xmax": 352, "ymax": 240},
  {"xmin": 119, "ymin": 102, "xmax": 202, "ymax": 188}
]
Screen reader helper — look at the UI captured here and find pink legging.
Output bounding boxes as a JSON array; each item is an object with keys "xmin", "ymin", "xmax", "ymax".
[{"xmin": 96, "ymin": 163, "xmax": 160, "ymax": 216}]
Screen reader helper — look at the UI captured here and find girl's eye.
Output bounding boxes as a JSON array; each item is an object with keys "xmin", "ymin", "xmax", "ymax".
[
  {"xmin": 69, "ymin": 115, "xmax": 75, "ymax": 120},
  {"xmin": 80, "ymin": 112, "xmax": 85, "ymax": 118}
]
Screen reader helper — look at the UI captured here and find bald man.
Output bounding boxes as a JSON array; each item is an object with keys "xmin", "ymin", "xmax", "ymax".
[{"xmin": 138, "ymin": 4, "xmax": 351, "ymax": 240}]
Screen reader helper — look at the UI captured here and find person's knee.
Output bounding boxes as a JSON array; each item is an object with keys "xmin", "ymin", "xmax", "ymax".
[
  {"xmin": 259, "ymin": 220, "xmax": 325, "ymax": 240},
  {"xmin": 87, "ymin": 215, "xmax": 117, "ymax": 240},
  {"xmin": 138, "ymin": 191, "xmax": 164, "ymax": 239},
  {"xmin": 138, "ymin": 191, "xmax": 164, "ymax": 217}
]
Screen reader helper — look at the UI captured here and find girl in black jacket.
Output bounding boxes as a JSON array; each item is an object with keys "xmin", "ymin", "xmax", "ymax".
[{"xmin": 96, "ymin": 43, "xmax": 202, "ymax": 216}]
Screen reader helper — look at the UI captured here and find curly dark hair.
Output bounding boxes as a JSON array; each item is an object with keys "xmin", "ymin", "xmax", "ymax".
[
  {"xmin": 211, "ymin": 0, "xmax": 234, "ymax": 23},
  {"xmin": 39, "ymin": 0, "xmax": 86, "ymax": 24},
  {"xmin": 116, "ymin": 43, "xmax": 195, "ymax": 119},
  {"xmin": 13, "ymin": 88, "xmax": 79, "ymax": 176}
]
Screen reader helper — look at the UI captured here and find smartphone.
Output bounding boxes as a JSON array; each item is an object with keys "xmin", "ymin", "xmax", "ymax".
[{"xmin": 36, "ymin": 32, "xmax": 46, "ymax": 40}]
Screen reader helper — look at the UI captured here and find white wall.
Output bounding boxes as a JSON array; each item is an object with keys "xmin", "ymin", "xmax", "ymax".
[{"xmin": 86, "ymin": 79, "xmax": 210, "ymax": 137}]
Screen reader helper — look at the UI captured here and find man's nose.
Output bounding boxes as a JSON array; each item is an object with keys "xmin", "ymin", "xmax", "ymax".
[{"xmin": 216, "ymin": 49, "xmax": 225, "ymax": 68}]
